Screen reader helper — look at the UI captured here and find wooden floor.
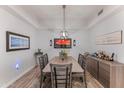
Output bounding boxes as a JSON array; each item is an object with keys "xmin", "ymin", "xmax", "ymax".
[{"xmin": 9, "ymin": 65, "xmax": 103, "ymax": 88}]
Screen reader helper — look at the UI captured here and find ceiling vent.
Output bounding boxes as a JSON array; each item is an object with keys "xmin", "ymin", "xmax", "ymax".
[{"xmin": 98, "ymin": 9, "xmax": 103, "ymax": 16}]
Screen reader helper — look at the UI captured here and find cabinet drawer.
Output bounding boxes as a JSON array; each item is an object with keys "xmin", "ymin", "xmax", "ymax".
[
  {"xmin": 86, "ymin": 57, "xmax": 98, "ymax": 79},
  {"xmin": 99, "ymin": 62, "xmax": 110, "ymax": 87},
  {"xmin": 99, "ymin": 68, "xmax": 110, "ymax": 81},
  {"xmin": 99, "ymin": 62, "xmax": 110, "ymax": 72},
  {"xmin": 99, "ymin": 76, "xmax": 110, "ymax": 88}
]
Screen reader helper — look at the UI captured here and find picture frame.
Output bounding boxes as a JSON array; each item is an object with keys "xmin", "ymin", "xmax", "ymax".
[
  {"xmin": 6, "ymin": 31, "xmax": 30, "ymax": 52},
  {"xmin": 54, "ymin": 38, "xmax": 72, "ymax": 48},
  {"xmin": 96, "ymin": 31, "xmax": 122, "ymax": 45}
]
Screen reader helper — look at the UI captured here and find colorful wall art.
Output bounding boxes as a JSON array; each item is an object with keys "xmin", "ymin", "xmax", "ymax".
[{"xmin": 6, "ymin": 31, "xmax": 30, "ymax": 51}]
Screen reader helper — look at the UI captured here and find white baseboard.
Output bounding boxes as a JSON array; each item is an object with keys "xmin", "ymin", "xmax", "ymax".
[{"xmin": 1, "ymin": 65, "xmax": 36, "ymax": 88}]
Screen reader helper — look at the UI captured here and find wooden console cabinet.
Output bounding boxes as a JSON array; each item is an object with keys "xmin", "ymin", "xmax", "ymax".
[{"xmin": 86, "ymin": 56, "xmax": 124, "ymax": 88}]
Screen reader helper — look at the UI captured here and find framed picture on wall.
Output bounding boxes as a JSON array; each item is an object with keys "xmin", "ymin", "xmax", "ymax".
[
  {"xmin": 6, "ymin": 31, "xmax": 30, "ymax": 52},
  {"xmin": 96, "ymin": 31, "xmax": 122, "ymax": 45}
]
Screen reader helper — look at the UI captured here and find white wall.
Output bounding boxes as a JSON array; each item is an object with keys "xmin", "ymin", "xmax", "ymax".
[
  {"xmin": 36, "ymin": 30, "xmax": 53, "ymax": 60},
  {"xmin": 69, "ymin": 31, "xmax": 90, "ymax": 59},
  {"xmin": 89, "ymin": 9, "xmax": 124, "ymax": 63},
  {"xmin": 0, "ymin": 8, "xmax": 38, "ymax": 87}
]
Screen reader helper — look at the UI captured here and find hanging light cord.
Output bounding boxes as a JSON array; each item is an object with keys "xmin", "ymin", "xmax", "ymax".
[
  {"xmin": 60, "ymin": 5, "xmax": 68, "ymax": 38},
  {"xmin": 63, "ymin": 5, "xmax": 66, "ymax": 31}
]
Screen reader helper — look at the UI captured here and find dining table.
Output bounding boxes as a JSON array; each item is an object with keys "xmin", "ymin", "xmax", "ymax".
[
  {"xmin": 43, "ymin": 56, "xmax": 84, "ymax": 73},
  {"xmin": 41, "ymin": 56, "xmax": 86, "ymax": 87}
]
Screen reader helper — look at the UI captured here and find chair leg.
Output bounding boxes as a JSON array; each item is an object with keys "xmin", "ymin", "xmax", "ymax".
[
  {"xmin": 84, "ymin": 72, "xmax": 87, "ymax": 88},
  {"xmin": 40, "ymin": 77, "xmax": 42, "ymax": 88},
  {"xmin": 80, "ymin": 77, "xmax": 83, "ymax": 82},
  {"xmin": 40, "ymin": 75, "xmax": 43, "ymax": 88},
  {"xmin": 40, "ymin": 73, "xmax": 45, "ymax": 88}
]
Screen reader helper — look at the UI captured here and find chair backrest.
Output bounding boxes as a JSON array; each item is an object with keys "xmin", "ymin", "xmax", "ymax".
[
  {"xmin": 39, "ymin": 56, "xmax": 45, "ymax": 70},
  {"xmin": 78, "ymin": 53, "xmax": 82, "ymax": 66},
  {"xmin": 78, "ymin": 53, "xmax": 87, "ymax": 70},
  {"xmin": 81, "ymin": 55, "xmax": 87, "ymax": 70},
  {"xmin": 50, "ymin": 63, "xmax": 72, "ymax": 88},
  {"xmin": 38, "ymin": 56, "xmax": 45, "ymax": 88},
  {"xmin": 43, "ymin": 53, "xmax": 49, "ymax": 66}
]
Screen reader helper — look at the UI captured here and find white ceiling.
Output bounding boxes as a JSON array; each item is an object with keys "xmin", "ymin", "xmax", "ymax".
[
  {"xmin": 19, "ymin": 5, "xmax": 106, "ymax": 31},
  {"xmin": 2, "ymin": 5, "xmax": 121, "ymax": 32}
]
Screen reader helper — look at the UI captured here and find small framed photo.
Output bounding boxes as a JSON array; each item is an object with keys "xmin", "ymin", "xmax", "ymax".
[{"xmin": 6, "ymin": 31, "xmax": 30, "ymax": 52}]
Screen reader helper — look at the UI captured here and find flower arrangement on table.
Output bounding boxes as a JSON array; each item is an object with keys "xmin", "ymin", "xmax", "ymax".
[{"xmin": 59, "ymin": 50, "xmax": 68, "ymax": 61}]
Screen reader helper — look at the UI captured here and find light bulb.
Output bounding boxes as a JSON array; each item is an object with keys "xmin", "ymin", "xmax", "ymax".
[{"xmin": 63, "ymin": 32, "xmax": 66, "ymax": 37}]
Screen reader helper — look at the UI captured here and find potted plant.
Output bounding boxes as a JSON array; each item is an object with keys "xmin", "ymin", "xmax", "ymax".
[{"xmin": 59, "ymin": 50, "xmax": 67, "ymax": 61}]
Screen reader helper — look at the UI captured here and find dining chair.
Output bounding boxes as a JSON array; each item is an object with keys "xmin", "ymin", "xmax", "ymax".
[
  {"xmin": 38, "ymin": 56, "xmax": 45, "ymax": 87},
  {"xmin": 80, "ymin": 54, "xmax": 87, "ymax": 88},
  {"xmin": 43, "ymin": 53, "xmax": 49, "ymax": 66},
  {"xmin": 78, "ymin": 53, "xmax": 82, "ymax": 66},
  {"xmin": 39, "ymin": 55, "xmax": 51, "ymax": 88},
  {"xmin": 72, "ymin": 53, "xmax": 87, "ymax": 88},
  {"xmin": 50, "ymin": 63, "xmax": 72, "ymax": 88}
]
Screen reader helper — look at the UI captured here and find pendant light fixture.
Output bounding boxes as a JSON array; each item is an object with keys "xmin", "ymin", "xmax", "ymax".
[{"xmin": 60, "ymin": 5, "xmax": 68, "ymax": 39}]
